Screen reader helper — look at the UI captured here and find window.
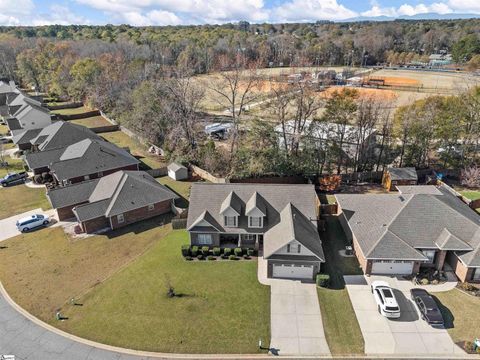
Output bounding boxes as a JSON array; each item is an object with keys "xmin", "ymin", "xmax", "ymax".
[
  {"xmin": 148, "ymin": 204, "xmax": 155, "ymax": 211},
  {"xmin": 197, "ymin": 234, "xmax": 212, "ymax": 245},
  {"xmin": 287, "ymin": 244, "xmax": 291, "ymax": 253},
  {"xmin": 243, "ymin": 234, "xmax": 255, "ymax": 241},
  {"xmin": 297, "ymin": 244, "xmax": 301, "ymax": 253},
  {"xmin": 117, "ymin": 214, "xmax": 124, "ymax": 223},
  {"xmin": 422, "ymin": 250, "xmax": 436, "ymax": 264},
  {"xmin": 84, "ymin": 175, "xmax": 90, "ymax": 181},
  {"xmin": 224, "ymin": 216, "xmax": 237, "ymax": 227},
  {"xmin": 249, "ymin": 216, "xmax": 262, "ymax": 228}
]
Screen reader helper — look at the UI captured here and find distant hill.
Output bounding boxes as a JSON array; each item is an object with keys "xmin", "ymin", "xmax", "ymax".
[{"xmin": 345, "ymin": 13, "xmax": 480, "ymax": 22}]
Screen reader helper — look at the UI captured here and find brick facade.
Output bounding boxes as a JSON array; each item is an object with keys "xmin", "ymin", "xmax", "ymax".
[
  {"xmin": 57, "ymin": 203, "xmax": 87, "ymax": 221},
  {"xmin": 446, "ymin": 251, "xmax": 474, "ymax": 282},
  {"xmin": 110, "ymin": 199, "xmax": 173, "ymax": 230},
  {"xmin": 80, "ymin": 217, "xmax": 109, "ymax": 233}
]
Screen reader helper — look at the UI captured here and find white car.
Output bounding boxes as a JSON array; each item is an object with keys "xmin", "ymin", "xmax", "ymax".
[
  {"xmin": 16, "ymin": 214, "xmax": 49, "ymax": 232},
  {"xmin": 371, "ymin": 281, "xmax": 401, "ymax": 318}
]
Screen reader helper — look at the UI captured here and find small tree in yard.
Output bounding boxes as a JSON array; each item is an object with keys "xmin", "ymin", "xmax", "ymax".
[{"xmin": 461, "ymin": 165, "xmax": 480, "ymax": 188}]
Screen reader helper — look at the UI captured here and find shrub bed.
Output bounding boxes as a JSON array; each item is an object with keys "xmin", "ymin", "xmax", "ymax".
[{"xmin": 316, "ymin": 273, "xmax": 330, "ymax": 288}]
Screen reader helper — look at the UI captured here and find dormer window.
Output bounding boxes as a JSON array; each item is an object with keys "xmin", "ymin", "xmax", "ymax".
[
  {"xmin": 249, "ymin": 216, "xmax": 263, "ymax": 228},
  {"xmin": 224, "ymin": 216, "xmax": 237, "ymax": 227}
]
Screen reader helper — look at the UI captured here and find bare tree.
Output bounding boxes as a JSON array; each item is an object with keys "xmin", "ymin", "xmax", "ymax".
[{"xmin": 461, "ymin": 165, "xmax": 480, "ymax": 188}]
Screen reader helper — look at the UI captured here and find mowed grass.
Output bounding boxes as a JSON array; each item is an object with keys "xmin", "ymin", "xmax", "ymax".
[
  {"xmin": 0, "ymin": 217, "xmax": 171, "ymax": 322},
  {"xmin": 52, "ymin": 105, "xmax": 93, "ymax": 116},
  {"xmin": 317, "ymin": 216, "xmax": 364, "ymax": 355},
  {"xmin": 0, "ymin": 184, "xmax": 51, "ymax": 219},
  {"xmin": 70, "ymin": 115, "xmax": 112, "ymax": 128},
  {"xmin": 0, "ymin": 157, "xmax": 25, "ymax": 177},
  {"xmin": 101, "ymin": 131, "xmax": 165, "ymax": 169},
  {"xmin": 435, "ymin": 289, "xmax": 480, "ymax": 347},
  {"xmin": 0, "ymin": 123, "xmax": 8, "ymax": 135},
  {"xmin": 56, "ymin": 230, "xmax": 270, "ymax": 353},
  {"xmin": 459, "ymin": 190, "xmax": 480, "ymax": 201},
  {"xmin": 157, "ymin": 176, "xmax": 192, "ymax": 205}
]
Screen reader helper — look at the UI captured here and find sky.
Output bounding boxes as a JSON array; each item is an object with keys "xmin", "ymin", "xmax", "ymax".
[{"xmin": 0, "ymin": 0, "xmax": 479, "ymax": 26}]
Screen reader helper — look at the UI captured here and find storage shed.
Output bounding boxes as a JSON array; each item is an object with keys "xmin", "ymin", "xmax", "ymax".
[
  {"xmin": 168, "ymin": 162, "xmax": 188, "ymax": 180},
  {"xmin": 382, "ymin": 167, "xmax": 418, "ymax": 191}
]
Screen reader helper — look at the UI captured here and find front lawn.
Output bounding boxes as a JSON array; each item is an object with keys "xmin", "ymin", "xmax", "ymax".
[
  {"xmin": 101, "ymin": 131, "xmax": 166, "ymax": 169},
  {"xmin": 317, "ymin": 216, "xmax": 364, "ymax": 355},
  {"xmin": 0, "ymin": 217, "xmax": 171, "ymax": 321},
  {"xmin": 0, "ymin": 184, "xmax": 51, "ymax": 219},
  {"xmin": 435, "ymin": 289, "xmax": 480, "ymax": 347},
  {"xmin": 0, "ymin": 157, "xmax": 25, "ymax": 177},
  {"xmin": 71, "ymin": 116, "xmax": 112, "ymax": 128},
  {"xmin": 56, "ymin": 230, "xmax": 270, "ymax": 353}
]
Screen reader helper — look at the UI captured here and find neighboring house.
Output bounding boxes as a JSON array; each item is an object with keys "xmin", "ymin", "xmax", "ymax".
[
  {"xmin": 6, "ymin": 97, "xmax": 52, "ymax": 135},
  {"xmin": 429, "ymin": 53, "xmax": 452, "ymax": 67},
  {"xmin": 12, "ymin": 128, "xmax": 42, "ymax": 150},
  {"xmin": 186, "ymin": 183, "xmax": 325, "ymax": 280},
  {"xmin": 275, "ymin": 119, "xmax": 377, "ymax": 161},
  {"xmin": 382, "ymin": 167, "xmax": 418, "ymax": 191},
  {"xmin": 29, "ymin": 121, "xmax": 101, "ymax": 152},
  {"xmin": 47, "ymin": 171, "xmax": 178, "ymax": 233},
  {"xmin": 336, "ymin": 184, "xmax": 480, "ymax": 282},
  {"xmin": 168, "ymin": 162, "xmax": 188, "ymax": 180}
]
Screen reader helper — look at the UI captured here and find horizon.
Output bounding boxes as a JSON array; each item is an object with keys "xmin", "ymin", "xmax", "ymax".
[{"xmin": 1, "ymin": 0, "xmax": 480, "ymax": 27}]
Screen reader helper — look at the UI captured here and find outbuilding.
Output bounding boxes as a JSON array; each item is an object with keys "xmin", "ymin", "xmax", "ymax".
[{"xmin": 168, "ymin": 162, "xmax": 188, "ymax": 180}]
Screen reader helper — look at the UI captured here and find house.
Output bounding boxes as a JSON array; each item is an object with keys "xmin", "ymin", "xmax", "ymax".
[
  {"xmin": 28, "ymin": 121, "xmax": 101, "ymax": 152},
  {"xmin": 275, "ymin": 119, "xmax": 377, "ymax": 161},
  {"xmin": 5, "ymin": 97, "xmax": 52, "ymax": 135},
  {"xmin": 186, "ymin": 183, "xmax": 325, "ymax": 280},
  {"xmin": 47, "ymin": 171, "xmax": 178, "ymax": 232},
  {"xmin": 11, "ymin": 128, "xmax": 42, "ymax": 150},
  {"xmin": 336, "ymin": 184, "xmax": 480, "ymax": 282},
  {"xmin": 168, "ymin": 163, "xmax": 188, "ymax": 180},
  {"xmin": 382, "ymin": 167, "xmax": 418, "ymax": 191}
]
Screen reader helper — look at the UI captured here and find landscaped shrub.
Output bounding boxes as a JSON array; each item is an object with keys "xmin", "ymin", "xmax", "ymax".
[
  {"xmin": 181, "ymin": 245, "xmax": 190, "ymax": 257},
  {"xmin": 234, "ymin": 248, "xmax": 243, "ymax": 257},
  {"xmin": 420, "ymin": 278, "xmax": 429, "ymax": 285},
  {"xmin": 212, "ymin": 247, "xmax": 221, "ymax": 256},
  {"xmin": 247, "ymin": 248, "xmax": 255, "ymax": 256},
  {"xmin": 197, "ymin": 254, "xmax": 204, "ymax": 260},
  {"xmin": 201, "ymin": 246, "xmax": 210, "ymax": 256},
  {"xmin": 223, "ymin": 248, "xmax": 232, "ymax": 256},
  {"xmin": 229, "ymin": 255, "xmax": 237, "ymax": 260},
  {"xmin": 207, "ymin": 255, "xmax": 215, "ymax": 261},
  {"xmin": 464, "ymin": 341, "xmax": 474, "ymax": 353},
  {"xmin": 191, "ymin": 246, "xmax": 199, "ymax": 257},
  {"xmin": 185, "ymin": 256, "xmax": 193, "ymax": 261},
  {"xmin": 460, "ymin": 282, "xmax": 477, "ymax": 292},
  {"xmin": 33, "ymin": 174, "xmax": 43, "ymax": 184},
  {"xmin": 316, "ymin": 274, "xmax": 330, "ymax": 288}
]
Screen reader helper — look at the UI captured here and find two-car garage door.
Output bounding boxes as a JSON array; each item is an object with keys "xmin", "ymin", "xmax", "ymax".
[
  {"xmin": 371, "ymin": 260, "xmax": 414, "ymax": 275},
  {"xmin": 272, "ymin": 264, "xmax": 314, "ymax": 279}
]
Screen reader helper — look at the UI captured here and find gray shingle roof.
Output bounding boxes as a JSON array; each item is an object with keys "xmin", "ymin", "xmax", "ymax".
[
  {"xmin": 12, "ymin": 128, "xmax": 42, "ymax": 146},
  {"xmin": 30, "ymin": 121, "xmax": 101, "ymax": 151},
  {"xmin": 47, "ymin": 179, "xmax": 100, "ymax": 209},
  {"xmin": 167, "ymin": 162, "xmax": 187, "ymax": 172},
  {"xmin": 397, "ymin": 185, "xmax": 442, "ymax": 195},
  {"xmin": 73, "ymin": 171, "xmax": 178, "ymax": 221},
  {"xmin": 264, "ymin": 203, "xmax": 324, "ymax": 261},
  {"xmin": 245, "ymin": 191, "xmax": 267, "ymax": 216},
  {"xmin": 50, "ymin": 139, "xmax": 139, "ymax": 181},
  {"xmin": 24, "ymin": 148, "xmax": 64, "ymax": 170},
  {"xmin": 6, "ymin": 118, "xmax": 22, "ymax": 130},
  {"xmin": 336, "ymin": 185, "xmax": 480, "ymax": 266},
  {"xmin": 220, "ymin": 191, "xmax": 242, "ymax": 215},
  {"xmin": 387, "ymin": 167, "xmax": 418, "ymax": 181}
]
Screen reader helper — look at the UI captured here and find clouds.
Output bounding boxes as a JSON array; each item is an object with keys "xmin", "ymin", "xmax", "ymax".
[{"xmin": 0, "ymin": 0, "xmax": 479, "ymax": 26}]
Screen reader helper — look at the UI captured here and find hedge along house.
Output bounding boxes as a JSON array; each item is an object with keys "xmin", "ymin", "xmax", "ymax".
[
  {"xmin": 382, "ymin": 167, "xmax": 418, "ymax": 191},
  {"xmin": 186, "ymin": 183, "xmax": 325, "ymax": 280},
  {"xmin": 48, "ymin": 171, "xmax": 178, "ymax": 233},
  {"xmin": 336, "ymin": 185, "xmax": 480, "ymax": 282}
]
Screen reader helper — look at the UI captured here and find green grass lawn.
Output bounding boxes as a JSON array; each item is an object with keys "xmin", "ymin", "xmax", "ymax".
[
  {"xmin": 0, "ymin": 123, "xmax": 8, "ymax": 136},
  {"xmin": 435, "ymin": 289, "xmax": 480, "ymax": 348},
  {"xmin": 0, "ymin": 184, "xmax": 51, "ymax": 219},
  {"xmin": 101, "ymin": 131, "xmax": 165, "ymax": 169},
  {"xmin": 459, "ymin": 190, "xmax": 480, "ymax": 201},
  {"xmin": 52, "ymin": 105, "xmax": 92, "ymax": 116},
  {"xmin": 157, "ymin": 176, "xmax": 192, "ymax": 207},
  {"xmin": 317, "ymin": 216, "xmax": 364, "ymax": 355},
  {"xmin": 70, "ymin": 116, "xmax": 112, "ymax": 128},
  {"xmin": 0, "ymin": 157, "xmax": 25, "ymax": 177},
  {"xmin": 57, "ymin": 230, "xmax": 270, "ymax": 353}
]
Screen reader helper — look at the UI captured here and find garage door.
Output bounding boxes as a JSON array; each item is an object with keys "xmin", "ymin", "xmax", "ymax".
[
  {"xmin": 371, "ymin": 260, "xmax": 414, "ymax": 275},
  {"xmin": 272, "ymin": 264, "xmax": 314, "ymax": 279}
]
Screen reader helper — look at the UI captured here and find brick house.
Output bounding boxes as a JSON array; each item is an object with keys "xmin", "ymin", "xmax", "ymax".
[
  {"xmin": 47, "ymin": 171, "xmax": 178, "ymax": 233},
  {"xmin": 336, "ymin": 185, "xmax": 480, "ymax": 282}
]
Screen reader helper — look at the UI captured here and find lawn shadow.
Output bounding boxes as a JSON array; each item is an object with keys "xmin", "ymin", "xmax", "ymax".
[
  {"xmin": 431, "ymin": 295, "xmax": 455, "ymax": 329},
  {"xmin": 105, "ymin": 213, "xmax": 174, "ymax": 239}
]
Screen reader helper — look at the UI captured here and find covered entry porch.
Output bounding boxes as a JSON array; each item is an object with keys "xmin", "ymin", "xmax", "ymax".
[{"xmin": 220, "ymin": 233, "xmax": 263, "ymax": 249}]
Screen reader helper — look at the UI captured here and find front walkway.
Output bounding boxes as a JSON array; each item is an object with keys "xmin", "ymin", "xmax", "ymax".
[{"xmin": 258, "ymin": 257, "xmax": 331, "ymax": 356}]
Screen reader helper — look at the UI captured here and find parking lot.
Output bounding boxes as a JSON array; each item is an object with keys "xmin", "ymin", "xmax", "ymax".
[
  {"xmin": 344, "ymin": 275, "xmax": 465, "ymax": 356},
  {"xmin": 0, "ymin": 208, "xmax": 59, "ymax": 242}
]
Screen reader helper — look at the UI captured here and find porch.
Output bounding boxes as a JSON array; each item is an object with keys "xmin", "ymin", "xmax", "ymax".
[{"xmin": 220, "ymin": 233, "xmax": 263, "ymax": 250}]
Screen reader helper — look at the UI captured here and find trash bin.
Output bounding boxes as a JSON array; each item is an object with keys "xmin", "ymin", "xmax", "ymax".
[{"xmin": 345, "ymin": 246, "xmax": 353, "ymax": 256}]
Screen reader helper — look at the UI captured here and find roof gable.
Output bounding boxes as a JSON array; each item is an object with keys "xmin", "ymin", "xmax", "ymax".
[
  {"xmin": 245, "ymin": 191, "xmax": 267, "ymax": 216},
  {"xmin": 220, "ymin": 191, "xmax": 242, "ymax": 215}
]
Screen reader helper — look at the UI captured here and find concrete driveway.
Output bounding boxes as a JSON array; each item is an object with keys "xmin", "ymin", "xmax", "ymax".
[
  {"xmin": 0, "ymin": 208, "xmax": 58, "ymax": 242},
  {"xmin": 344, "ymin": 275, "xmax": 465, "ymax": 356}
]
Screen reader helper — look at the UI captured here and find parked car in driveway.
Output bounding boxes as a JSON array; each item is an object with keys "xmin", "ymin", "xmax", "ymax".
[
  {"xmin": 0, "ymin": 171, "xmax": 28, "ymax": 187},
  {"xmin": 410, "ymin": 288, "xmax": 444, "ymax": 326},
  {"xmin": 371, "ymin": 281, "xmax": 401, "ymax": 318},
  {"xmin": 16, "ymin": 214, "xmax": 49, "ymax": 232}
]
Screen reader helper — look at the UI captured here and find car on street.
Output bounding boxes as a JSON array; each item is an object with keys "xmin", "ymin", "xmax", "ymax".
[
  {"xmin": 0, "ymin": 171, "xmax": 28, "ymax": 187},
  {"xmin": 410, "ymin": 288, "xmax": 444, "ymax": 326},
  {"xmin": 16, "ymin": 214, "xmax": 50, "ymax": 232},
  {"xmin": 371, "ymin": 280, "xmax": 401, "ymax": 318}
]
